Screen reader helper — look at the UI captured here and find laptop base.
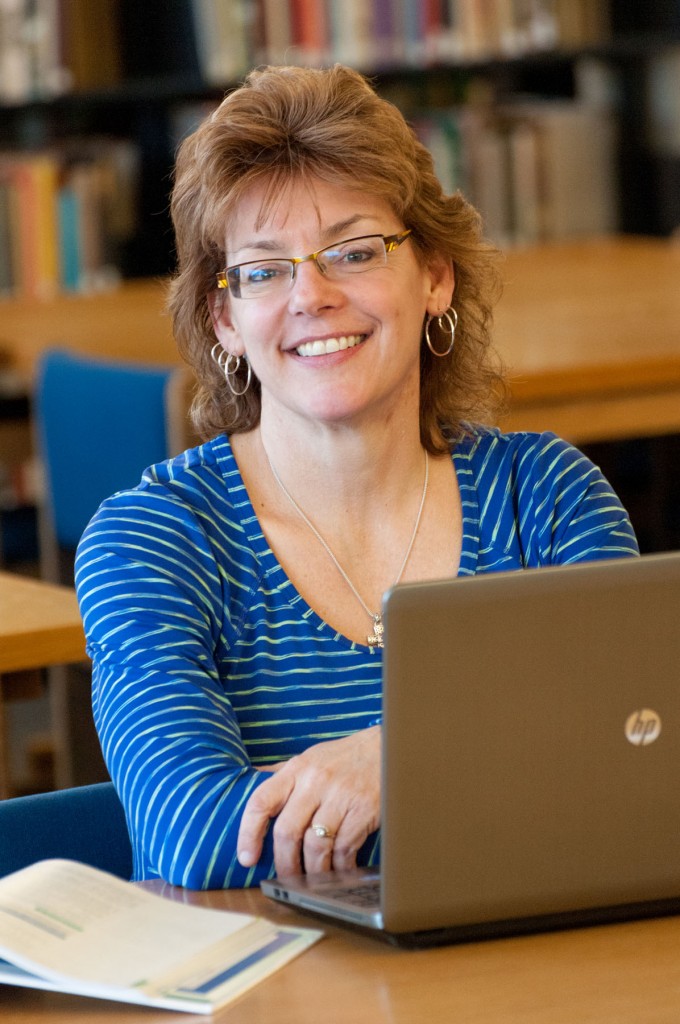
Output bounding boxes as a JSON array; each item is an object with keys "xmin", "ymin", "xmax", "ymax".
[
  {"xmin": 383, "ymin": 898, "xmax": 680, "ymax": 949},
  {"xmin": 262, "ymin": 875, "xmax": 680, "ymax": 948}
]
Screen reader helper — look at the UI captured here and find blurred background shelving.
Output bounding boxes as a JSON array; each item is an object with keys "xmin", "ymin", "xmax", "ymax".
[{"xmin": 1, "ymin": 1, "xmax": 680, "ymax": 291}]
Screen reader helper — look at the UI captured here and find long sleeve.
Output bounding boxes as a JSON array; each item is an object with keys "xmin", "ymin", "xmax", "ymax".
[
  {"xmin": 76, "ymin": 479, "xmax": 275, "ymax": 889},
  {"xmin": 455, "ymin": 430, "xmax": 639, "ymax": 573}
]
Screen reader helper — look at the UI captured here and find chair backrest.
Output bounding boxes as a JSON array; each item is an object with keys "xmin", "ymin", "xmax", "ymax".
[
  {"xmin": 33, "ymin": 348, "xmax": 180, "ymax": 553},
  {"xmin": 0, "ymin": 782, "xmax": 133, "ymax": 880}
]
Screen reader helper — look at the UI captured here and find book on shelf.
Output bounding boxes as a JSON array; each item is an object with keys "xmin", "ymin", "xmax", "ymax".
[
  {"xmin": 0, "ymin": 154, "xmax": 52, "ymax": 301},
  {"xmin": 501, "ymin": 99, "xmax": 619, "ymax": 241},
  {"xmin": 409, "ymin": 96, "xmax": 618, "ymax": 246},
  {"xmin": 325, "ymin": 1, "xmax": 376, "ymax": 69},
  {"xmin": 646, "ymin": 46, "xmax": 680, "ymax": 157},
  {"xmin": 9, "ymin": 152, "xmax": 60, "ymax": 301},
  {"xmin": 0, "ymin": 453, "xmax": 38, "ymax": 510},
  {"xmin": 460, "ymin": 110, "xmax": 514, "ymax": 246},
  {"xmin": 254, "ymin": 0, "xmax": 294, "ymax": 66},
  {"xmin": 0, "ymin": 165, "xmax": 19, "ymax": 297},
  {"xmin": 554, "ymin": 0, "xmax": 612, "ymax": 48},
  {"xmin": 290, "ymin": 0, "xmax": 332, "ymax": 67},
  {"xmin": 412, "ymin": 109, "xmax": 465, "ymax": 196},
  {"xmin": 507, "ymin": 117, "xmax": 543, "ymax": 245},
  {"xmin": 0, "ymin": 0, "xmax": 119, "ymax": 103},
  {"xmin": 0, "ymin": 859, "xmax": 322, "ymax": 1015},
  {"xmin": 0, "ymin": 138, "xmax": 139, "ymax": 301},
  {"xmin": 371, "ymin": 0, "xmax": 402, "ymax": 65},
  {"xmin": 191, "ymin": 0, "xmax": 251, "ymax": 85},
  {"xmin": 60, "ymin": 0, "xmax": 121, "ymax": 92},
  {"xmin": 0, "ymin": 178, "xmax": 14, "ymax": 296}
]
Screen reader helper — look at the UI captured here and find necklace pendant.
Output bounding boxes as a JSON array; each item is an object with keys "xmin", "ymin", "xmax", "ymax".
[{"xmin": 367, "ymin": 614, "xmax": 384, "ymax": 649}]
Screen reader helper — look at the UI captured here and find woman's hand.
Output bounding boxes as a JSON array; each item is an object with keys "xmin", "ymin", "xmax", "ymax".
[{"xmin": 237, "ymin": 726, "xmax": 381, "ymax": 877}]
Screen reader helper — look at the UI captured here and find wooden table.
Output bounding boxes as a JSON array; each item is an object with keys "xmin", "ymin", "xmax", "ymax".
[
  {"xmin": 0, "ymin": 572, "xmax": 85, "ymax": 798},
  {"xmin": 3, "ymin": 883, "xmax": 680, "ymax": 1022},
  {"xmin": 496, "ymin": 236, "xmax": 680, "ymax": 443},
  {"xmin": 0, "ymin": 572, "xmax": 85, "ymax": 676}
]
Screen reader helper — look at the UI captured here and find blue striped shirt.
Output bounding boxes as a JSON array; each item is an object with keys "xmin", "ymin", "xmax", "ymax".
[{"xmin": 75, "ymin": 428, "xmax": 638, "ymax": 889}]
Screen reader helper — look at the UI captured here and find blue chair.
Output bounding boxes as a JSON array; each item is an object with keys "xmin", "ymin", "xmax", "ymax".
[
  {"xmin": 27, "ymin": 348, "xmax": 195, "ymax": 789},
  {"xmin": 0, "ymin": 782, "xmax": 132, "ymax": 880},
  {"xmin": 33, "ymin": 348, "xmax": 189, "ymax": 559}
]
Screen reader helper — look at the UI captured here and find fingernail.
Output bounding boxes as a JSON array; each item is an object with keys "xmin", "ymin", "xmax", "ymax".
[{"xmin": 238, "ymin": 849, "xmax": 255, "ymax": 867}]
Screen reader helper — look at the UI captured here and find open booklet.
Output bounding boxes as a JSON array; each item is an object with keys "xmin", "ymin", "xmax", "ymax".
[{"xmin": 0, "ymin": 859, "xmax": 322, "ymax": 1014}]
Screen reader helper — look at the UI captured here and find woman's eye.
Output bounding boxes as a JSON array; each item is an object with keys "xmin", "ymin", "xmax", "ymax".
[
  {"xmin": 329, "ymin": 242, "xmax": 379, "ymax": 266},
  {"xmin": 246, "ymin": 263, "xmax": 287, "ymax": 284},
  {"xmin": 343, "ymin": 247, "xmax": 374, "ymax": 263}
]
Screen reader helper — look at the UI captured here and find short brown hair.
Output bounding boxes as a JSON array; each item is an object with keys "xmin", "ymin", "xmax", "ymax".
[{"xmin": 168, "ymin": 63, "xmax": 506, "ymax": 452}]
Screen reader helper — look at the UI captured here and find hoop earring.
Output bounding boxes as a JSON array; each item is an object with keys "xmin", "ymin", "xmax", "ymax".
[
  {"xmin": 425, "ymin": 307, "xmax": 458, "ymax": 358},
  {"xmin": 224, "ymin": 353, "xmax": 252, "ymax": 396},
  {"xmin": 210, "ymin": 343, "xmax": 252, "ymax": 396},
  {"xmin": 210, "ymin": 341, "xmax": 227, "ymax": 372}
]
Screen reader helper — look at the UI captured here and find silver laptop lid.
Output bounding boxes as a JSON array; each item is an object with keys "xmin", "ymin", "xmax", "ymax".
[{"xmin": 380, "ymin": 553, "xmax": 680, "ymax": 933}]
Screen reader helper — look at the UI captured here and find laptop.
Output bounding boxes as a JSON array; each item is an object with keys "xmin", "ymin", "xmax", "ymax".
[{"xmin": 261, "ymin": 551, "xmax": 680, "ymax": 946}]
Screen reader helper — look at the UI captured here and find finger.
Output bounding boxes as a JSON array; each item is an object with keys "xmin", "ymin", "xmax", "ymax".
[
  {"xmin": 308, "ymin": 804, "xmax": 376, "ymax": 875},
  {"xmin": 301, "ymin": 821, "xmax": 340, "ymax": 875},
  {"xmin": 331, "ymin": 818, "xmax": 373, "ymax": 872},
  {"xmin": 237, "ymin": 772, "xmax": 293, "ymax": 868},
  {"xmin": 253, "ymin": 760, "xmax": 288, "ymax": 774},
  {"xmin": 270, "ymin": 798, "xmax": 323, "ymax": 878}
]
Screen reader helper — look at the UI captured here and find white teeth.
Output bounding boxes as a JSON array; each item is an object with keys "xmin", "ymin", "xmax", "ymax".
[{"xmin": 296, "ymin": 334, "xmax": 365, "ymax": 357}]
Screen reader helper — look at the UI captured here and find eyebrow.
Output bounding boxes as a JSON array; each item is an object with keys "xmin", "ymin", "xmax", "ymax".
[{"xmin": 230, "ymin": 214, "xmax": 383, "ymax": 259}]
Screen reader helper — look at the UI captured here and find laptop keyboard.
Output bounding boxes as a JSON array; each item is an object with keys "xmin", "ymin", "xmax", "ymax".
[{"xmin": 326, "ymin": 881, "xmax": 381, "ymax": 908}]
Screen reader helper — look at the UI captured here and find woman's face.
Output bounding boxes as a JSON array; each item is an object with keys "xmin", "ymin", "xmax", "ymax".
[{"xmin": 211, "ymin": 177, "xmax": 454, "ymax": 434}]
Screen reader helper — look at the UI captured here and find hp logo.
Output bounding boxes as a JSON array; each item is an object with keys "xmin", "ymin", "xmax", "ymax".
[{"xmin": 625, "ymin": 709, "xmax": 662, "ymax": 746}]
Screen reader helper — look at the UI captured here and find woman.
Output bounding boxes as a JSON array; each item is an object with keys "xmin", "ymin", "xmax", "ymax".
[{"xmin": 75, "ymin": 64, "xmax": 638, "ymax": 890}]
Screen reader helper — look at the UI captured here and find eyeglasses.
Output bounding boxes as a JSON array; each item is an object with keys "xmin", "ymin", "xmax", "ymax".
[{"xmin": 216, "ymin": 229, "xmax": 412, "ymax": 300}]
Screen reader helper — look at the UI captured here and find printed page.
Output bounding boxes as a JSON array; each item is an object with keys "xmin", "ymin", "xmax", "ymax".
[{"xmin": 0, "ymin": 860, "xmax": 322, "ymax": 1012}]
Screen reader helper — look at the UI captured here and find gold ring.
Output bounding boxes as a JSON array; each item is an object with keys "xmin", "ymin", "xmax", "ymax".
[{"xmin": 311, "ymin": 823, "xmax": 336, "ymax": 839}]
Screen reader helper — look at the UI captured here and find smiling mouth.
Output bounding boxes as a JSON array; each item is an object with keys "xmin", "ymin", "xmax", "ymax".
[{"xmin": 295, "ymin": 334, "xmax": 367, "ymax": 358}]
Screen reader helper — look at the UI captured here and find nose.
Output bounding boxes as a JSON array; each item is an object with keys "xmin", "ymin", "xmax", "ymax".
[{"xmin": 287, "ymin": 258, "xmax": 342, "ymax": 314}]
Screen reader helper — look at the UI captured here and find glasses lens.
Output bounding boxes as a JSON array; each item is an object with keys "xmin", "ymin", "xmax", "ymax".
[
  {"xmin": 320, "ymin": 236, "xmax": 387, "ymax": 277},
  {"xmin": 228, "ymin": 260, "xmax": 292, "ymax": 299}
]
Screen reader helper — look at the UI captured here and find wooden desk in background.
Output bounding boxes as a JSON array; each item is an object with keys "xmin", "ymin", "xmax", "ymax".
[
  {"xmin": 1, "ymin": 236, "xmax": 679, "ymax": 446},
  {"xmin": 0, "ymin": 572, "xmax": 84, "ymax": 676},
  {"xmin": 0, "ymin": 572, "xmax": 85, "ymax": 798},
  {"xmin": 3, "ymin": 884, "xmax": 680, "ymax": 1023},
  {"xmin": 494, "ymin": 237, "xmax": 680, "ymax": 444}
]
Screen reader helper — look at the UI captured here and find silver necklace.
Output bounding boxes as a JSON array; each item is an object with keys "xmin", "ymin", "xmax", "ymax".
[{"xmin": 264, "ymin": 446, "xmax": 429, "ymax": 649}]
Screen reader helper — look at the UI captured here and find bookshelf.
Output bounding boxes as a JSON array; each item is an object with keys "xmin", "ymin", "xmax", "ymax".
[{"xmin": 0, "ymin": 1, "xmax": 679, "ymax": 295}]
